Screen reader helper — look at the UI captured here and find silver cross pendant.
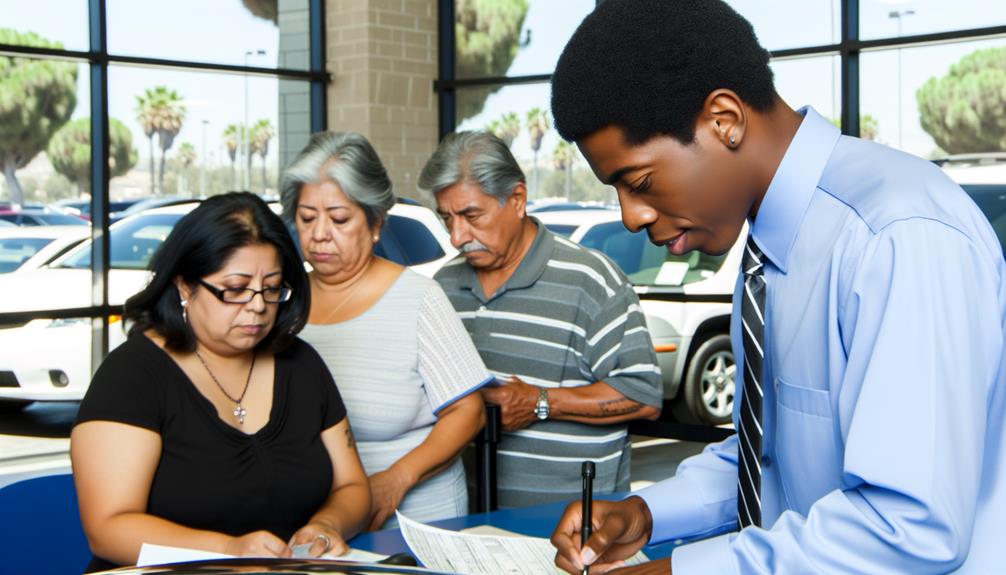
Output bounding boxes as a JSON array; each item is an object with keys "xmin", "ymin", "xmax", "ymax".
[{"xmin": 234, "ymin": 404, "xmax": 247, "ymax": 425}]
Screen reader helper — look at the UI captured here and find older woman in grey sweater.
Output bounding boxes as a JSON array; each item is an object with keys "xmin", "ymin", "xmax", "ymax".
[{"xmin": 280, "ymin": 131, "xmax": 490, "ymax": 530}]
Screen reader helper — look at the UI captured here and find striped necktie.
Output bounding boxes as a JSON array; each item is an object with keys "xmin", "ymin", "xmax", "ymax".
[{"xmin": 738, "ymin": 235, "xmax": 766, "ymax": 529}]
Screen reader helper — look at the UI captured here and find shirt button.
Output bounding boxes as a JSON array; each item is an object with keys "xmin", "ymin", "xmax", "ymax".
[
  {"xmin": 761, "ymin": 455, "xmax": 772, "ymax": 467},
  {"xmin": 478, "ymin": 305, "xmax": 486, "ymax": 312}
]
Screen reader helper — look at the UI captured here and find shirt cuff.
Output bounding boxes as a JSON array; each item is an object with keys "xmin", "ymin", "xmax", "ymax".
[
  {"xmin": 634, "ymin": 475, "xmax": 725, "ymax": 544},
  {"xmin": 672, "ymin": 533, "xmax": 738, "ymax": 575}
]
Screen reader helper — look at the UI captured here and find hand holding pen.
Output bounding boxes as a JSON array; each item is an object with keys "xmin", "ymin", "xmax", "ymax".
[{"xmin": 551, "ymin": 489, "xmax": 659, "ymax": 574}]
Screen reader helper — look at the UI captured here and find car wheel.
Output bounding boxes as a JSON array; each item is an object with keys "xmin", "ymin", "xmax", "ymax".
[{"xmin": 680, "ymin": 334, "xmax": 735, "ymax": 425}]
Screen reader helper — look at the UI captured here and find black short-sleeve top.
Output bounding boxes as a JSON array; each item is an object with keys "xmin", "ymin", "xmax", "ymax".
[{"xmin": 75, "ymin": 334, "xmax": 346, "ymax": 569}]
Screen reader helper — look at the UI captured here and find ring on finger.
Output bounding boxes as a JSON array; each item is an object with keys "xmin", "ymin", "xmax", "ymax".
[{"xmin": 315, "ymin": 533, "xmax": 332, "ymax": 553}]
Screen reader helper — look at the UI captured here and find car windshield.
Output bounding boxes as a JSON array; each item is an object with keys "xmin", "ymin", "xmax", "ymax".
[
  {"xmin": 56, "ymin": 213, "xmax": 183, "ymax": 270},
  {"xmin": 579, "ymin": 221, "xmax": 727, "ymax": 287},
  {"xmin": 0, "ymin": 237, "xmax": 54, "ymax": 273}
]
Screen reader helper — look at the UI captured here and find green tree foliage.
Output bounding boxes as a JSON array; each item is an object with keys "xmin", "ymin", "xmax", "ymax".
[
  {"xmin": 250, "ymin": 119, "xmax": 275, "ymax": 192},
  {"xmin": 526, "ymin": 107, "xmax": 549, "ymax": 193},
  {"xmin": 135, "ymin": 86, "xmax": 187, "ymax": 194},
  {"xmin": 552, "ymin": 140, "xmax": 577, "ymax": 198},
  {"xmin": 829, "ymin": 115, "xmax": 880, "ymax": 141},
  {"xmin": 455, "ymin": 0, "xmax": 529, "ymax": 122},
  {"xmin": 485, "ymin": 112, "xmax": 521, "ymax": 147},
  {"xmin": 917, "ymin": 46, "xmax": 1006, "ymax": 154},
  {"xmin": 176, "ymin": 142, "xmax": 196, "ymax": 196},
  {"xmin": 223, "ymin": 124, "xmax": 243, "ymax": 189},
  {"xmin": 0, "ymin": 29, "xmax": 78, "ymax": 206},
  {"xmin": 241, "ymin": 0, "xmax": 277, "ymax": 23},
  {"xmin": 47, "ymin": 117, "xmax": 137, "ymax": 194}
]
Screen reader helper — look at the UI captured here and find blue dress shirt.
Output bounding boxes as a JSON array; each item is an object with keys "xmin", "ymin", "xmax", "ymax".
[{"xmin": 637, "ymin": 107, "xmax": 1006, "ymax": 573}]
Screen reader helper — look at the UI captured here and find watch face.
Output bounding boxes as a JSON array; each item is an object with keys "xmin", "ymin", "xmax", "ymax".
[{"xmin": 535, "ymin": 401, "xmax": 548, "ymax": 420}]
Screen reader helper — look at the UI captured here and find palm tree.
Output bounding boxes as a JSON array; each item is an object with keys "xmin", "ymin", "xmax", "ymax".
[
  {"xmin": 176, "ymin": 142, "xmax": 196, "ymax": 197},
  {"xmin": 154, "ymin": 89, "xmax": 186, "ymax": 195},
  {"xmin": 134, "ymin": 91, "xmax": 158, "ymax": 194},
  {"xmin": 552, "ymin": 141, "xmax": 577, "ymax": 199},
  {"xmin": 135, "ymin": 86, "xmax": 186, "ymax": 194},
  {"xmin": 223, "ymin": 124, "xmax": 242, "ymax": 189},
  {"xmin": 499, "ymin": 112, "xmax": 521, "ymax": 148},
  {"xmin": 526, "ymin": 107, "xmax": 550, "ymax": 195},
  {"xmin": 250, "ymin": 119, "xmax": 274, "ymax": 192}
]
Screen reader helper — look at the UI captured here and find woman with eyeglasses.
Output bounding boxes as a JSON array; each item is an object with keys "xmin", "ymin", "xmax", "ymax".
[{"xmin": 71, "ymin": 192, "xmax": 370, "ymax": 572}]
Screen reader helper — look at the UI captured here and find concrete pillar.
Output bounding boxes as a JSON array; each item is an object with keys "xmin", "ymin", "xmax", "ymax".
[{"xmin": 326, "ymin": 0, "xmax": 438, "ymax": 204}]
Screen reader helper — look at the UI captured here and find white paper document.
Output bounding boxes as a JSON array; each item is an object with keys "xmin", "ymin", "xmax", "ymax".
[
  {"xmin": 137, "ymin": 543, "xmax": 232, "ymax": 566},
  {"xmin": 396, "ymin": 511, "xmax": 648, "ymax": 574}
]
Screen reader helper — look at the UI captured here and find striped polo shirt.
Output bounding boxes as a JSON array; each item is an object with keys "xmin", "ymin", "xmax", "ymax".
[{"xmin": 436, "ymin": 219, "xmax": 662, "ymax": 507}]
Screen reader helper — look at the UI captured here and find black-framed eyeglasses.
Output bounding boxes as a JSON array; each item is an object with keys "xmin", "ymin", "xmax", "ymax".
[{"xmin": 198, "ymin": 279, "xmax": 293, "ymax": 304}]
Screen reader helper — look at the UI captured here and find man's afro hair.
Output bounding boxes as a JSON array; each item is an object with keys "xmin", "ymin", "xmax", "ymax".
[{"xmin": 551, "ymin": 0, "xmax": 776, "ymax": 145}]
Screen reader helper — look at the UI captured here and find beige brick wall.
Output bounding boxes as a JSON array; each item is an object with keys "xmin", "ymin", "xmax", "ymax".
[{"xmin": 326, "ymin": 0, "xmax": 438, "ymax": 204}]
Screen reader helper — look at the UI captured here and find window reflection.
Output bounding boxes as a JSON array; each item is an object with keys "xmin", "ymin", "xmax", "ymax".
[
  {"xmin": 724, "ymin": 0, "xmax": 839, "ymax": 51},
  {"xmin": 861, "ymin": 38, "xmax": 1006, "ymax": 158},
  {"xmin": 860, "ymin": 0, "xmax": 1006, "ymax": 41},
  {"xmin": 456, "ymin": 82, "xmax": 616, "ymax": 204},
  {"xmin": 106, "ymin": 0, "xmax": 310, "ymax": 70},
  {"xmin": 454, "ymin": 0, "xmax": 594, "ymax": 79},
  {"xmin": 0, "ymin": 0, "xmax": 89, "ymax": 51}
]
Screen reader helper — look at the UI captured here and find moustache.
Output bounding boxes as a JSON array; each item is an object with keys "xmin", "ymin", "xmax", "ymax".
[{"xmin": 460, "ymin": 240, "xmax": 489, "ymax": 253}]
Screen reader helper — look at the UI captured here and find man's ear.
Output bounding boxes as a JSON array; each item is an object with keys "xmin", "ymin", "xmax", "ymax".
[
  {"xmin": 703, "ymin": 89, "xmax": 748, "ymax": 150},
  {"xmin": 509, "ymin": 182, "xmax": 529, "ymax": 218}
]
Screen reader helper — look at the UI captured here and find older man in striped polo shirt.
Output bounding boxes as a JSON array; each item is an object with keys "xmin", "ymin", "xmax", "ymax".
[{"xmin": 419, "ymin": 131, "xmax": 662, "ymax": 508}]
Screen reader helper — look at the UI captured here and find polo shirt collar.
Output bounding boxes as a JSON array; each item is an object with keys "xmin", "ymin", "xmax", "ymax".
[
  {"xmin": 751, "ymin": 106, "xmax": 840, "ymax": 274},
  {"xmin": 453, "ymin": 216, "xmax": 554, "ymax": 301}
]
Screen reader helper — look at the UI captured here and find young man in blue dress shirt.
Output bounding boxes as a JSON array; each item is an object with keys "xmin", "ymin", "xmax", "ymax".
[{"xmin": 548, "ymin": 1, "xmax": 1006, "ymax": 574}]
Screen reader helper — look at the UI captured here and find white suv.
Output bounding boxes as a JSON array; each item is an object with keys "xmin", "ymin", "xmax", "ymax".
[{"xmin": 536, "ymin": 210, "xmax": 745, "ymax": 425}]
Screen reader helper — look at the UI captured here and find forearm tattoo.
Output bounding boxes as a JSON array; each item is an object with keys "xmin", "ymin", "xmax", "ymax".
[
  {"xmin": 565, "ymin": 398, "xmax": 645, "ymax": 418},
  {"xmin": 597, "ymin": 398, "xmax": 644, "ymax": 416}
]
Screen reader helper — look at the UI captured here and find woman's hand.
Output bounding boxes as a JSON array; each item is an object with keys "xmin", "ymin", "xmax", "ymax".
[
  {"xmin": 367, "ymin": 468, "xmax": 414, "ymax": 531},
  {"xmin": 289, "ymin": 522, "xmax": 349, "ymax": 557},
  {"xmin": 225, "ymin": 530, "xmax": 292, "ymax": 558}
]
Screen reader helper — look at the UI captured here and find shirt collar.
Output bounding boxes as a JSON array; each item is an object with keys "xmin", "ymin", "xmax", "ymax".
[
  {"xmin": 751, "ymin": 106, "xmax": 841, "ymax": 274},
  {"xmin": 454, "ymin": 216, "xmax": 554, "ymax": 300}
]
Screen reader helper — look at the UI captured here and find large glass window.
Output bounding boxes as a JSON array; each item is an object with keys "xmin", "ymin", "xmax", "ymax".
[
  {"xmin": 456, "ymin": 82, "xmax": 614, "ymax": 203},
  {"xmin": 772, "ymin": 54, "xmax": 842, "ymax": 130},
  {"xmin": 0, "ymin": 0, "xmax": 89, "ymax": 51},
  {"xmin": 861, "ymin": 37, "xmax": 1006, "ymax": 158},
  {"xmin": 107, "ymin": 0, "xmax": 310, "ymax": 70},
  {"xmin": 454, "ymin": 0, "xmax": 594, "ymax": 79},
  {"xmin": 860, "ymin": 0, "xmax": 1006, "ymax": 41},
  {"xmin": 725, "ymin": 0, "xmax": 840, "ymax": 51},
  {"xmin": 0, "ymin": 2, "xmax": 324, "ymax": 395}
]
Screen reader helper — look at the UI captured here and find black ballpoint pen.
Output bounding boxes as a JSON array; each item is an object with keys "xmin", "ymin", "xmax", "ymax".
[{"xmin": 581, "ymin": 460, "xmax": 595, "ymax": 575}]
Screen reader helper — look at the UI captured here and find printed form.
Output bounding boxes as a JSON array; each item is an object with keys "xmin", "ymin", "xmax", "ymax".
[{"xmin": 396, "ymin": 511, "xmax": 648, "ymax": 574}]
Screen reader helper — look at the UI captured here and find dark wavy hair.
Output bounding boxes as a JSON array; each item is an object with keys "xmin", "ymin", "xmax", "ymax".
[
  {"xmin": 125, "ymin": 192, "xmax": 309, "ymax": 352},
  {"xmin": 551, "ymin": 0, "xmax": 776, "ymax": 146}
]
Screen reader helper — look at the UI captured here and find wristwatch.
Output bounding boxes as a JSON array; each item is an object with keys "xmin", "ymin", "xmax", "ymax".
[{"xmin": 534, "ymin": 387, "xmax": 550, "ymax": 420}]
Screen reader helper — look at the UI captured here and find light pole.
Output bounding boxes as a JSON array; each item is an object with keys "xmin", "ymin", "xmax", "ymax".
[
  {"xmin": 888, "ymin": 9, "xmax": 915, "ymax": 149},
  {"xmin": 244, "ymin": 49, "xmax": 266, "ymax": 192},
  {"xmin": 200, "ymin": 120, "xmax": 208, "ymax": 198}
]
